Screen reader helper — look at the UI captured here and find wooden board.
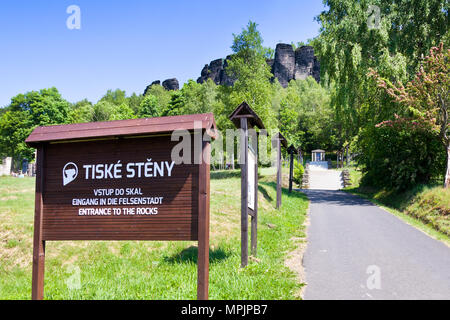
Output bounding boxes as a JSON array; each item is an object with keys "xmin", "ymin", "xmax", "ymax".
[{"xmin": 41, "ymin": 136, "xmax": 201, "ymax": 241}]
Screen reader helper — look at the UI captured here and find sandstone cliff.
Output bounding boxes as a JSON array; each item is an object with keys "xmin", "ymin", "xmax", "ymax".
[{"xmin": 144, "ymin": 43, "xmax": 320, "ymax": 94}]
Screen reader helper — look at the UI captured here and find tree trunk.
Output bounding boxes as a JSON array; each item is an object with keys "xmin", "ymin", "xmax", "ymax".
[{"xmin": 445, "ymin": 145, "xmax": 450, "ymax": 188}]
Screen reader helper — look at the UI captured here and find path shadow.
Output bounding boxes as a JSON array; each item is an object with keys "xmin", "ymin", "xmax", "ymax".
[
  {"xmin": 300, "ymin": 189, "xmax": 374, "ymax": 207},
  {"xmin": 163, "ymin": 246, "xmax": 230, "ymax": 264}
]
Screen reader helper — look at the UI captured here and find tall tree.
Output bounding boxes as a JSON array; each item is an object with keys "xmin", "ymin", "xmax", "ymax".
[
  {"xmin": 0, "ymin": 87, "xmax": 70, "ymax": 161},
  {"xmin": 314, "ymin": 0, "xmax": 448, "ymax": 140},
  {"xmin": 226, "ymin": 21, "xmax": 276, "ymax": 129},
  {"xmin": 369, "ymin": 43, "xmax": 449, "ymax": 187}
]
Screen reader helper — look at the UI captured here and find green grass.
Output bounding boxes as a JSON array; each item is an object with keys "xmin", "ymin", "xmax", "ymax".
[
  {"xmin": 0, "ymin": 170, "xmax": 308, "ymax": 300},
  {"xmin": 343, "ymin": 168, "xmax": 450, "ymax": 245}
]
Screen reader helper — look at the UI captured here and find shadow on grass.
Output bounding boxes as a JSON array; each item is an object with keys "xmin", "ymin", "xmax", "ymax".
[
  {"xmin": 259, "ymin": 181, "xmax": 309, "ymax": 203},
  {"xmin": 258, "ymin": 184, "xmax": 273, "ymax": 202},
  {"xmin": 211, "ymin": 169, "xmax": 269, "ymax": 181},
  {"xmin": 163, "ymin": 246, "xmax": 230, "ymax": 264},
  {"xmin": 210, "ymin": 170, "xmax": 241, "ymax": 180}
]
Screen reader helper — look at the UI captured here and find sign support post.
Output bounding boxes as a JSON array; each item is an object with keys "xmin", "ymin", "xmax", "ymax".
[
  {"xmin": 229, "ymin": 102, "xmax": 265, "ymax": 268},
  {"xmin": 31, "ymin": 145, "xmax": 45, "ymax": 300},
  {"xmin": 240, "ymin": 118, "xmax": 249, "ymax": 267},
  {"xmin": 273, "ymin": 133, "xmax": 288, "ymax": 209},
  {"xmin": 287, "ymin": 145, "xmax": 298, "ymax": 193},
  {"xmin": 197, "ymin": 139, "xmax": 210, "ymax": 300}
]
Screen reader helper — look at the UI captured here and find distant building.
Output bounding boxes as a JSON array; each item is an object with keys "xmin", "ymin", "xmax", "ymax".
[{"xmin": 0, "ymin": 157, "xmax": 12, "ymax": 176}]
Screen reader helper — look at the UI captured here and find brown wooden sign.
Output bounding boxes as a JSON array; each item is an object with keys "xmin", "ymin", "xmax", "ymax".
[{"xmin": 26, "ymin": 113, "xmax": 216, "ymax": 300}]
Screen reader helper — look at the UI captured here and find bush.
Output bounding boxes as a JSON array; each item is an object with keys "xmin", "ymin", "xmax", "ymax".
[
  {"xmin": 357, "ymin": 116, "xmax": 445, "ymax": 191},
  {"xmin": 293, "ymin": 160, "xmax": 304, "ymax": 187}
]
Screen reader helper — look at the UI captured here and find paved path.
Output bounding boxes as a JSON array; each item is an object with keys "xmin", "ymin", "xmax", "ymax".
[
  {"xmin": 302, "ymin": 190, "xmax": 450, "ymax": 300},
  {"xmin": 308, "ymin": 170, "xmax": 343, "ymax": 190}
]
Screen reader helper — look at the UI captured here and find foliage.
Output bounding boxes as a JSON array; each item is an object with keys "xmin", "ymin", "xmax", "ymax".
[
  {"xmin": 314, "ymin": 0, "xmax": 448, "ymax": 140},
  {"xmin": 358, "ymin": 116, "xmax": 445, "ymax": 190},
  {"xmin": 293, "ymin": 160, "xmax": 305, "ymax": 187},
  {"xmin": 226, "ymin": 21, "xmax": 277, "ymax": 130},
  {"xmin": 138, "ymin": 94, "xmax": 160, "ymax": 118},
  {"xmin": 110, "ymin": 103, "xmax": 136, "ymax": 120},
  {"xmin": 368, "ymin": 43, "xmax": 449, "ymax": 186},
  {"xmin": 68, "ymin": 99, "xmax": 94, "ymax": 123},
  {"xmin": 143, "ymin": 84, "xmax": 172, "ymax": 114},
  {"xmin": 279, "ymin": 78, "xmax": 336, "ymax": 151},
  {"xmin": 0, "ymin": 88, "xmax": 70, "ymax": 161}
]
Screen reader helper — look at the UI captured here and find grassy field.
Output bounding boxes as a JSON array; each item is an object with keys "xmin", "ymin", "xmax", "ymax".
[
  {"xmin": 0, "ymin": 168, "xmax": 308, "ymax": 300},
  {"xmin": 343, "ymin": 167, "xmax": 450, "ymax": 245}
]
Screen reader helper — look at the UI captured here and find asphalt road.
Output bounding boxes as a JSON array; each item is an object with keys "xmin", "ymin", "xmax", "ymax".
[{"xmin": 302, "ymin": 190, "xmax": 450, "ymax": 300}]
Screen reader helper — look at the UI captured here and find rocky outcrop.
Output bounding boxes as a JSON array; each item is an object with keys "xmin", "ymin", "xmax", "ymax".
[
  {"xmin": 196, "ymin": 44, "xmax": 319, "ymax": 88},
  {"xmin": 197, "ymin": 55, "xmax": 236, "ymax": 86},
  {"xmin": 144, "ymin": 78, "xmax": 179, "ymax": 95},
  {"xmin": 162, "ymin": 78, "xmax": 179, "ymax": 91},
  {"xmin": 272, "ymin": 43, "xmax": 296, "ymax": 88},
  {"xmin": 294, "ymin": 46, "xmax": 320, "ymax": 82},
  {"xmin": 143, "ymin": 80, "xmax": 162, "ymax": 95},
  {"xmin": 144, "ymin": 43, "xmax": 320, "ymax": 94}
]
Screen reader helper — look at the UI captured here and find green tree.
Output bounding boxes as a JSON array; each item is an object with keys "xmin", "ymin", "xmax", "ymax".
[
  {"xmin": 100, "ymin": 89, "xmax": 127, "ymax": 106},
  {"xmin": 369, "ymin": 43, "xmax": 449, "ymax": 187},
  {"xmin": 0, "ymin": 87, "xmax": 70, "ymax": 161},
  {"xmin": 110, "ymin": 103, "xmax": 136, "ymax": 120},
  {"xmin": 138, "ymin": 95, "xmax": 160, "ymax": 118},
  {"xmin": 69, "ymin": 99, "xmax": 94, "ymax": 123},
  {"xmin": 314, "ymin": 0, "xmax": 448, "ymax": 140},
  {"xmin": 144, "ymin": 84, "xmax": 172, "ymax": 112},
  {"xmin": 92, "ymin": 100, "xmax": 116, "ymax": 122},
  {"xmin": 226, "ymin": 21, "xmax": 276, "ymax": 129},
  {"xmin": 127, "ymin": 93, "xmax": 144, "ymax": 114}
]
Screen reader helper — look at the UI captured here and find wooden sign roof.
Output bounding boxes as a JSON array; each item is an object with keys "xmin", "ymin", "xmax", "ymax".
[
  {"xmin": 287, "ymin": 145, "xmax": 298, "ymax": 154},
  {"xmin": 228, "ymin": 101, "xmax": 265, "ymax": 129},
  {"xmin": 273, "ymin": 132, "xmax": 288, "ymax": 149},
  {"xmin": 26, "ymin": 113, "xmax": 217, "ymax": 147}
]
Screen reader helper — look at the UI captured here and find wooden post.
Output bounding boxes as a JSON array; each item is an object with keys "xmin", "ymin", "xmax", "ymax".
[
  {"xmin": 197, "ymin": 138, "xmax": 210, "ymax": 300},
  {"xmin": 250, "ymin": 131, "xmax": 258, "ymax": 257},
  {"xmin": 276, "ymin": 137, "xmax": 282, "ymax": 209},
  {"xmin": 346, "ymin": 144, "xmax": 349, "ymax": 167},
  {"xmin": 229, "ymin": 101, "xmax": 265, "ymax": 267},
  {"xmin": 240, "ymin": 118, "xmax": 249, "ymax": 267},
  {"xmin": 32, "ymin": 145, "xmax": 45, "ymax": 300},
  {"xmin": 289, "ymin": 151, "xmax": 294, "ymax": 193}
]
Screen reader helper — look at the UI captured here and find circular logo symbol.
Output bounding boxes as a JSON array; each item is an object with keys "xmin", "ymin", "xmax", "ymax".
[{"xmin": 63, "ymin": 162, "xmax": 78, "ymax": 186}]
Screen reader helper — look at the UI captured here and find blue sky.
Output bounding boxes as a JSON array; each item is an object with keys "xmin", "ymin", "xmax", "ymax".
[{"xmin": 0, "ymin": 0, "xmax": 326, "ymax": 107}]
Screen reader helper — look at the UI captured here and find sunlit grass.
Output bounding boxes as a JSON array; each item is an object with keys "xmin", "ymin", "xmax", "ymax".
[{"xmin": 0, "ymin": 170, "xmax": 308, "ymax": 300}]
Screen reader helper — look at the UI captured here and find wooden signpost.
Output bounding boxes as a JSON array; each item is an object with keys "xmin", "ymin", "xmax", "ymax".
[
  {"xmin": 229, "ymin": 102, "xmax": 264, "ymax": 268},
  {"xmin": 272, "ymin": 133, "xmax": 287, "ymax": 209},
  {"xmin": 25, "ymin": 113, "xmax": 217, "ymax": 300},
  {"xmin": 287, "ymin": 145, "xmax": 298, "ymax": 193}
]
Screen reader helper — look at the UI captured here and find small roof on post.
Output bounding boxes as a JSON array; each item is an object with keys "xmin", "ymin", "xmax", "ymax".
[
  {"xmin": 272, "ymin": 132, "xmax": 288, "ymax": 149},
  {"xmin": 228, "ymin": 101, "xmax": 265, "ymax": 129},
  {"xmin": 287, "ymin": 145, "xmax": 298, "ymax": 154},
  {"xmin": 25, "ymin": 113, "xmax": 218, "ymax": 147}
]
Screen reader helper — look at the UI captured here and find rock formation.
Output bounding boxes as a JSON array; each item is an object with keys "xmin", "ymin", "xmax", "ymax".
[
  {"xmin": 196, "ymin": 44, "xmax": 319, "ymax": 88},
  {"xmin": 272, "ymin": 43, "xmax": 296, "ymax": 88},
  {"xmin": 162, "ymin": 78, "xmax": 179, "ymax": 91},
  {"xmin": 294, "ymin": 46, "xmax": 320, "ymax": 82},
  {"xmin": 197, "ymin": 55, "xmax": 236, "ymax": 86},
  {"xmin": 144, "ymin": 43, "xmax": 320, "ymax": 94}
]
